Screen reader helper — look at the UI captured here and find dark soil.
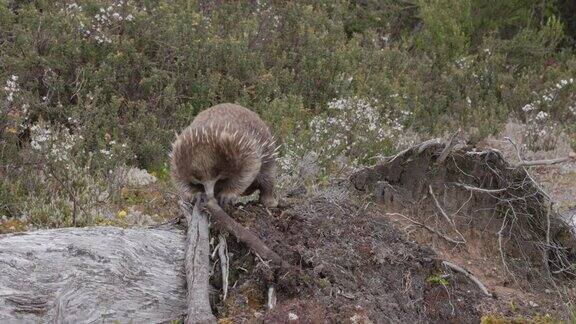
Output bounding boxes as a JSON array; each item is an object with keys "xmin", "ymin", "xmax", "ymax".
[{"xmin": 210, "ymin": 195, "xmax": 488, "ymax": 323}]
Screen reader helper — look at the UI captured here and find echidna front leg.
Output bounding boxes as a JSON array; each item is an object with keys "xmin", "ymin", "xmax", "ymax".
[
  {"xmin": 256, "ymin": 162, "xmax": 278, "ymax": 208},
  {"xmin": 216, "ymin": 176, "xmax": 254, "ymax": 206}
]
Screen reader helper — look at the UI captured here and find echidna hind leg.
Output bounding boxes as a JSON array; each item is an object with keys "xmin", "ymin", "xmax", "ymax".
[{"xmin": 242, "ymin": 182, "xmax": 259, "ymax": 197}]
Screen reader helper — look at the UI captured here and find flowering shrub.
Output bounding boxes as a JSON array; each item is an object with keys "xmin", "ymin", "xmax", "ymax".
[
  {"xmin": 0, "ymin": 115, "xmax": 135, "ymax": 227},
  {"xmin": 308, "ymin": 96, "xmax": 410, "ymax": 167},
  {"xmin": 62, "ymin": 1, "xmax": 137, "ymax": 44},
  {"xmin": 521, "ymin": 77, "xmax": 574, "ymax": 150},
  {"xmin": 0, "ymin": 0, "xmax": 575, "ymax": 228},
  {"xmin": 3, "ymin": 75, "xmax": 20, "ymax": 103}
]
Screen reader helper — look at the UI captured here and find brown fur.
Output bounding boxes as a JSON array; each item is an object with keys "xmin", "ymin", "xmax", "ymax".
[{"xmin": 170, "ymin": 103, "xmax": 278, "ymax": 207}]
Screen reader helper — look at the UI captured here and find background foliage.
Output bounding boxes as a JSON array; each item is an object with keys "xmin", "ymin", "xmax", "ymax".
[{"xmin": 0, "ymin": 0, "xmax": 575, "ymax": 227}]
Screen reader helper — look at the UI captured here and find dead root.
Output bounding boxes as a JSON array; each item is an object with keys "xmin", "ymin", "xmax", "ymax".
[
  {"xmin": 205, "ymin": 198, "xmax": 290, "ymax": 270},
  {"xmin": 350, "ymin": 139, "xmax": 576, "ymax": 285},
  {"xmin": 442, "ymin": 261, "xmax": 493, "ymax": 297}
]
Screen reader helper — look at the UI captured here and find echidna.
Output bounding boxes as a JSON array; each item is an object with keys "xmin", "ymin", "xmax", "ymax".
[{"xmin": 170, "ymin": 103, "xmax": 278, "ymax": 207}]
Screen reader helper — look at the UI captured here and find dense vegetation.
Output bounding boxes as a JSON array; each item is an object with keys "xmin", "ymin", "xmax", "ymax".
[{"xmin": 1, "ymin": 0, "xmax": 575, "ymax": 228}]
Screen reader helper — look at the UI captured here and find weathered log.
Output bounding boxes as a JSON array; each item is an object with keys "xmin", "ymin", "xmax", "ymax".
[
  {"xmin": 0, "ymin": 226, "xmax": 187, "ymax": 323},
  {"xmin": 181, "ymin": 198, "xmax": 217, "ymax": 324}
]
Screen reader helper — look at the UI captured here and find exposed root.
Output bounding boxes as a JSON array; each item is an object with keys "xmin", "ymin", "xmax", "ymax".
[
  {"xmin": 437, "ymin": 131, "xmax": 462, "ymax": 165},
  {"xmin": 351, "ymin": 138, "xmax": 576, "ymax": 287},
  {"xmin": 206, "ymin": 198, "xmax": 290, "ymax": 269},
  {"xmin": 428, "ymin": 185, "xmax": 467, "ymax": 244},
  {"xmin": 442, "ymin": 261, "xmax": 493, "ymax": 298},
  {"xmin": 387, "ymin": 212, "xmax": 466, "ymax": 245}
]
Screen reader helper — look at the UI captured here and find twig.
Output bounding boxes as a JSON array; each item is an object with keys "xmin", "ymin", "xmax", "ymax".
[
  {"xmin": 442, "ymin": 260, "xmax": 493, "ymax": 297},
  {"xmin": 218, "ymin": 234, "xmax": 229, "ymax": 300},
  {"xmin": 514, "ymin": 155, "xmax": 575, "ymax": 167},
  {"xmin": 428, "ymin": 186, "xmax": 467, "ymax": 244},
  {"xmin": 387, "ymin": 212, "xmax": 466, "ymax": 245},
  {"xmin": 437, "ymin": 131, "xmax": 461, "ymax": 165},
  {"xmin": 442, "ymin": 281, "xmax": 455, "ymax": 316}
]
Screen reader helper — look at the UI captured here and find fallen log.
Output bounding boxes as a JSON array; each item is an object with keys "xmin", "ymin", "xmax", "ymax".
[
  {"xmin": 182, "ymin": 197, "xmax": 217, "ymax": 324},
  {"xmin": 0, "ymin": 227, "xmax": 187, "ymax": 323}
]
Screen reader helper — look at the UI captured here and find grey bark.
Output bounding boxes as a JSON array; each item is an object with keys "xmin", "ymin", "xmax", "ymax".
[
  {"xmin": 181, "ymin": 199, "xmax": 217, "ymax": 324},
  {"xmin": 0, "ymin": 226, "xmax": 188, "ymax": 323}
]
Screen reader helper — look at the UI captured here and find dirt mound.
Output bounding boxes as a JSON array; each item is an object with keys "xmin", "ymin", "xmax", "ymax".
[
  {"xmin": 349, "ymin": 141, "xmax": 576, "ymax": 319},
  {"xmin": 210, "ymin": 195, "xmax": 488, "ymax": 323},
  {"xmin": 207, "ymin": 140, "xmax": 576, "ymax": 323}
]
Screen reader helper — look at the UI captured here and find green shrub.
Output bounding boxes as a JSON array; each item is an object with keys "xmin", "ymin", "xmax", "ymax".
[
  {"xmin": 416, "ymin": 0, "xmax": 472, "ymax": 61},
  {"xmin": 0, "ymin": 0, "xmax": 575, "ymax": 228}
]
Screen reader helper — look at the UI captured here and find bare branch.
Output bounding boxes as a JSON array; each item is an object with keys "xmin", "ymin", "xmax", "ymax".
[
  {"xmin": 442, "ymin": 261, "xmax": 493, "ymax": 297},
  {"xmin": 514, "ymin": 155, "xmax": 575, "ymax": 167},
  {"xmin": 387, "ymin": 212, "xmax": 466, "ymax": 245},
  {"xmin": 428, "ymin": 185, "xmax": 467, "ymax": 244}
]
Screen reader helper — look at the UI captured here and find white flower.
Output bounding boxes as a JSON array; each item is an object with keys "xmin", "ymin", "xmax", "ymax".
[
  {"xmin": 288, "ymin": 312, "xmax": 298, "ymax": 321},
  {"xmin": 522, "ymin": 104, "xmax": 535, "ymax": 112},
  {"xmin": 535, "ymin": 111, "xmax": 549, "ymax": 121}
]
